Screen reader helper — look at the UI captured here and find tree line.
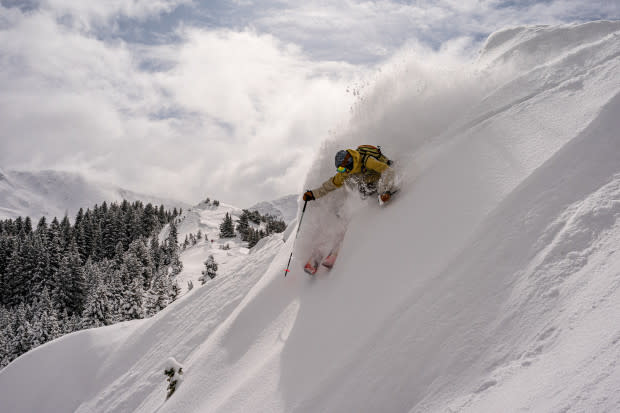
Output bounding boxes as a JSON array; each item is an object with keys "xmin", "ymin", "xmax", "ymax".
[
  {"xmin": 219, "ymin": 209, "xmax": 287, "ymax": 247},
  {"xmin": 0, "ymin": 200, "xmax": 183, "ymax": 369}
]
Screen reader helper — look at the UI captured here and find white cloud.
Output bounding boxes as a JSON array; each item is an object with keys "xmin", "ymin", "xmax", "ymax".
[
  {"xmin": 239, "ymin": 0, "xmax": 619, "ymax": 62},
  {"xmin": 41, "ymin": 0, "xmax": 190, "ymax": 29},
  {"xmin": 0, "ymin": 5, "xmax": 358, "ymax": 206},
  {"xmin": 0, "ymin": 0, "xmax": 617, "ymax": 207}
]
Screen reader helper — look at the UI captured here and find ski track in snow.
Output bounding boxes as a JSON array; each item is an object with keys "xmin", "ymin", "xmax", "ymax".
[{"xmin": 1, "ymin": 21, "xmax": 620, "ymax": 413}]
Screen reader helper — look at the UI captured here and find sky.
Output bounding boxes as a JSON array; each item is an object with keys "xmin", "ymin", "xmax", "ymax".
[{"xmin": 0, "ymin": 0, "xmax": 618, "ymax": 207}]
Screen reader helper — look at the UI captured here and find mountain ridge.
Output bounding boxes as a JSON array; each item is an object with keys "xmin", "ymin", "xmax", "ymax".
[{"xmin": 0, "ymin": 169, "xmax": 190, "ymax": 220}]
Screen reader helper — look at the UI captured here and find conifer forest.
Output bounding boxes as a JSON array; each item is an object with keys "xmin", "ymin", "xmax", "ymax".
[{"xmin": 0, "ymin": 201, "xmax": 183, "ymax": 368}]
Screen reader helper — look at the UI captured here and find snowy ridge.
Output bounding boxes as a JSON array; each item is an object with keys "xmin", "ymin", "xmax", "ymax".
[
  {"xmin": 162, "ymin": 200, "xmax": 291, "ymax": 297},
  {"xmin": 479, "ymin": 20, "xmax": 620, "ymax": 68},
  {"xmin": 0, "ymin": 169, "xmax": 189, "ymax": 220},
  {"xmin": 167, "ymin": 201, "xmax": 245, "ymax": 296},
  {"xmin": 1, "ymin": 21, "xmax": 620, "ymax": 413},
  {"xmin": 247, "ymin": 194, "xmax": 298, "ymax": 223}
]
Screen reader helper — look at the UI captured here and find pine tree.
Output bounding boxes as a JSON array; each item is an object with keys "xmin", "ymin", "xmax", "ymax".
[
  {"xmin": 81, "ymin": 277, "xmax": 111, "ymax": 328},
  {"xmin": 10, "ymin": 303, "xmax": 34, "ymax": 358},
  {"xmin": 5, "ymin": 240, "xmax": 27, "ymax": 307},
  {"xmin": 165, "ymin": 222, "xmax": 183, "ymax": 277},
  {"xmin": 167, "ymin": 222, "xmax": 179, "ymax": 250},
  {"xmin": 23, "ymin": 217, "xmax": 33, "ymax": 235},
  {"xmin": 266, "ymin": 218, "xmax": 287, "ymax": 234},
  {"xmin": 149, "ymin": 236, "xmax": 162, "ymax": 271},
  {"xmin": 74, "ymin": 208, "xmax": 89, "ymax": 262},
  {"xmin": 127, "ymin": 238, "xmax": 154, "ymax": 289},
  {"xmin": 60, "ymin": 215, "xmax": 72, "ymax": 249},
  {"xmin": 101, "ymin": 211, "xmax": 121, "ymax": 259},
  {"xmin": 53, "ymin": 241, "xmax": 86, "ymax": 316},
  {"xmin": 46, "ymin": 219, "xmax": 63, "ymax": 294},
  {"xmin": 29, "ymin": 233, "xmax": 50, "ymax": 300},
  {"xmin": 34, "ymin": 288, "xmax": 61, "ymax": 342},
  {"xmin": 146, "ymin": 271, "xmax": 170, "ymax": 316},
  {"xmin": 0, "ymin": 322, "xmax": 8, "ymax": 368},
  {"xmin": 199, "ymin": 255, "xmax": 218, "ymax": 284},
  {"xmin": 169, "ymin": 249, "xmax": 183, "ymax": 277},
  {"xmin": 121, "ymin": 261, "xmax": 145, "ymax": 320},
  {"xmin": 236, "ymin": 210, "xmax": 250, "ymax": 241},
  {"xmin": 219, "ymin": 213, "xmax": 235, "ymax": 238},
  {"xmin": 247, "ymin": 228, "xmax": 259, "ymax": 248},
  {"xmin": 107, "ymin": 268, "xmax": 125, "ymax": 323},
  {"xmin": 1, "ymin": 308, "xmax": 15, "ymax": 368}
]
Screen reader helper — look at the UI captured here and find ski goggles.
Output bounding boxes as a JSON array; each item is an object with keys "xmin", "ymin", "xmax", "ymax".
[{"xmin": 337, "ymin": 152, "xmax": 352, "ymax": 173}]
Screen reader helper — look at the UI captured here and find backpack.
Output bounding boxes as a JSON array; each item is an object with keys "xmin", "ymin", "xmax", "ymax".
[{"xmin": 356, "ymin": 145, "xmax": 392, "ymax": 172}]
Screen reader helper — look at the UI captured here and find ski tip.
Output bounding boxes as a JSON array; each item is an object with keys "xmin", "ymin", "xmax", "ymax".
[
  {"xmin": 322, "ymin": 254, "xmax": 337, "ymax": 268},
  {"xmin": 304, "ymin": 262, "xmax": 318, "ymax": 275}
]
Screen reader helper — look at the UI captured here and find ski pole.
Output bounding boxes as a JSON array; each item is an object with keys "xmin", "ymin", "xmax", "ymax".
[{"xmin": 284, "ymin": 199, "xmax": 308, "ymax": 277}]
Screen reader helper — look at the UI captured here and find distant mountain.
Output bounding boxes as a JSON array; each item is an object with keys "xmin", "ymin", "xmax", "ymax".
[
  {"xmin": 0, "ymin": 169, "xmax": 189, "ymax": 220},
  {"xmin": 247, "ymin": 194, "xmax": 298, "ymax": 223}
]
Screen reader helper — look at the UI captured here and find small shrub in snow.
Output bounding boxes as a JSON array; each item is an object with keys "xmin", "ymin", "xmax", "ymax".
[{"xmin": 164, "ymin": 358, "xmax": 184, "ymax": 400}]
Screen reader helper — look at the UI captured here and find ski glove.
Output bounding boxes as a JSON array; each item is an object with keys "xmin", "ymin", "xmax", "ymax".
[
  {"xmin": 380, "ymin": 191, "xmax": 391, "ymax": 203},
  {"xmin": 303, "ymin": 191, "xmax": 315, "ymax": 201}
]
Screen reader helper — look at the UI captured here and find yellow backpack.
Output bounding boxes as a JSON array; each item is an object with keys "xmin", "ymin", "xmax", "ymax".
[{"xmin": 356, "ymin": 145, "xmax": 392, "ymax": 172}]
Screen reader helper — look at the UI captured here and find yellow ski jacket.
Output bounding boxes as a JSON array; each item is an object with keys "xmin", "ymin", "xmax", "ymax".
[{"xmin": 311, "ymin": 149, "xmax": 395, "ymax": 199}]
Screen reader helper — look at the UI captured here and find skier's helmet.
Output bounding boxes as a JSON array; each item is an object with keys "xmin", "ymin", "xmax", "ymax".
[{"xmin": 335, "ymin": 150, "xmax": 353, "ymax": 172}]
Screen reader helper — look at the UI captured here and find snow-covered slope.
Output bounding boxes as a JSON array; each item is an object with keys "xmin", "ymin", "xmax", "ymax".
[
  {"xmin": 1, "ymin": 21, "xmax": 620, "ymax": 413},
  {"xmin": 0, "ymin": 169, "xmax": 188, "ymax": 220},
  {"xmin": 168, "ymin": 201, "xmax": 247, "ymax": 295}
]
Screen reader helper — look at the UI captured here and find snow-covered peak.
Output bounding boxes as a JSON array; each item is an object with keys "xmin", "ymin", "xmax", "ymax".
[
  {"xmin": 247, "ymin": 194, "xmax": 299, "ymax": 223},
  {"xmin": 0, "ymin": 169, "xmax": 189, "ymax": 220}
]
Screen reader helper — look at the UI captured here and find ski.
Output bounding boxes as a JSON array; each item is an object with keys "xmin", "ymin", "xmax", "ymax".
[
  {"xmin": 304, "ymin": 258, "xmax": 319, "ymax": 275},
  {"xmin": 303, "ymin": 236, "xmax": 344, "ymax": 275},
  {"xmin": 322, "ymin": 251, "xmax": 338, "ymax": 268}
]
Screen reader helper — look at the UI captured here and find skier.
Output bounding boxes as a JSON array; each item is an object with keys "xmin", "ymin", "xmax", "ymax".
[{"xmin": 302, "ymin": 145, "xmax": 396, "ymax": 204}]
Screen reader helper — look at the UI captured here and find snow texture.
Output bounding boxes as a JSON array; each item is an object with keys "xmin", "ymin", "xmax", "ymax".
[{"xmin": 1, "ymin": 20, "xmax": 620, "ymax": 413}]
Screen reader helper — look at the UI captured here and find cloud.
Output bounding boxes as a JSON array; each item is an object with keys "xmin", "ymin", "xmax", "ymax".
[
  {"xmin": 0, "ymin": 0, "xmax": 190, "ymax": 26},
  {"xmin": 0, "ymin": 0, "xmax": 618, "ymax": 208},
  {"xmin": 0, "ymin": 5, "xmax": 358, "ymax": 206},
  {"xmin": 183, "ymin": 0, "xmax": 619, "ymax": 63}
]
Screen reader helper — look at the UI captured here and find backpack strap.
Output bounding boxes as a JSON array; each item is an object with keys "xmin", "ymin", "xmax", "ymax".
[{"xmin": 357, "ymin": 145, "xmax": 390, "ymax": 172}]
